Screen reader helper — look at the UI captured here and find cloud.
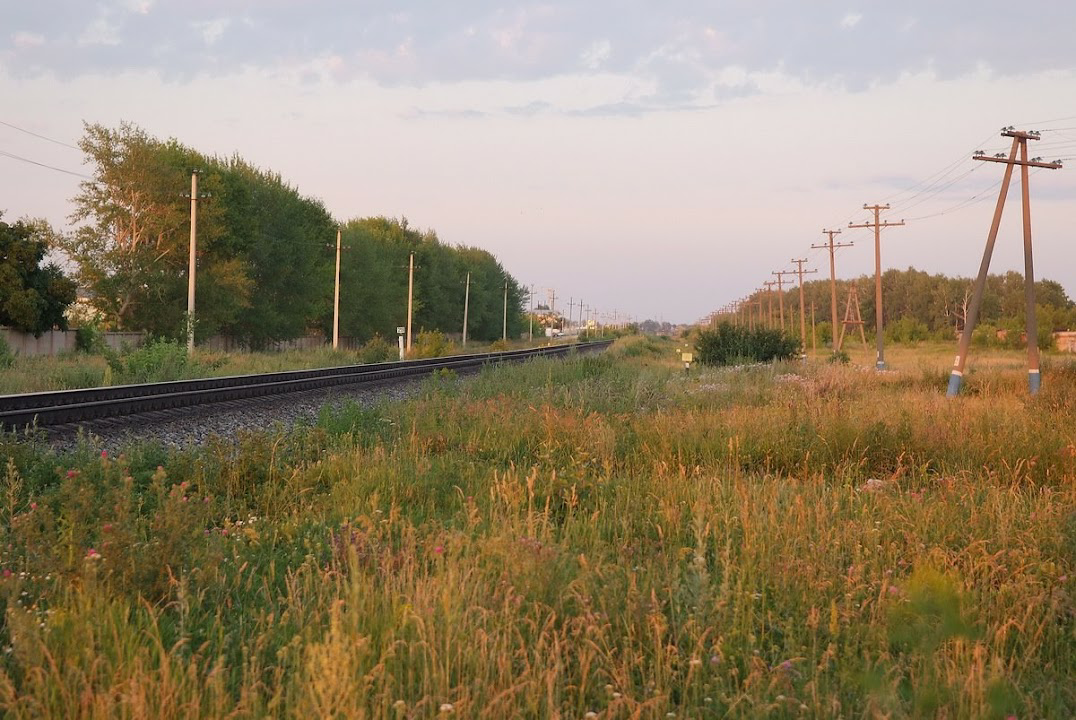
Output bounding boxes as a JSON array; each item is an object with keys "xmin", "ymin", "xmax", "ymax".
[
  {"xmin": 195, "ymin": 18, "xmax": 230, "ymax": 46},
  {"xmin": 840, "ymin": 13, "xmax": 863, "ymax": 29},
  {"xmin": 2, "ymin": 1, "xmax": 1076, "ymax": 105},
  {"xmin": 12, "ymin": 32, "xmax": 45, "ymax": 49},
  {"xmin": 581, "ymin": 39, "xmax": 611, "ymax": 70}
]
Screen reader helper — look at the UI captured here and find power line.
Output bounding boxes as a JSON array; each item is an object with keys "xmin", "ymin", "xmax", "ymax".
[
  {"xmin": 0, "ymin": 149, "xmax": 91, "ymax": 179},
  {"xmin": 0, "ymin": 119, "xmax": 80, "ymax": 150}
]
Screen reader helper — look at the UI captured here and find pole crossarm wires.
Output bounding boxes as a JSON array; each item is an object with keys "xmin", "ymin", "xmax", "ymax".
[{"xmin": 811, "ymin": 228, "xmax": 854, "ymax": 351}]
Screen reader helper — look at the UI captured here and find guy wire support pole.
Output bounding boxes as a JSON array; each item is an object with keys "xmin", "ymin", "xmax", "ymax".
[
  {"xmin": 947, "ymin": 128, "xmax": 1062, "ymax": 397},
  {"xmin": 772, "ymin": 270, "xmax": 795, "ymax": 331},
  {"xmin": 811, "ymin": 229, "xmax": 854, "ymax": 351},
  {"xmin": 791, "ymin": 258, "xmax": 817, "ymax": 356},
  {"xmin": 405, "ymin": 252, "xmax": 415, "ymax": 352},
  {"xmin": 849, "ymin": 204, "xmax": 904, "ymax": 370}
]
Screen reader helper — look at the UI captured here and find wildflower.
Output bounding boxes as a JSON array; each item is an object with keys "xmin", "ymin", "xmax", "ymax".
[
  {"xmin": 612, "ymin": 692, "xmax": 622, "ymax": 699},
  {"xmin": 203, "ymin": 496, "xmax": 210, "ymax": 504},
  {"xmin": 392, "ymin": 700, "xmax": 406, "ymax": 711},
  {"xmin": 434, "ymin": 545, "xmax": 444, "ymax": 555},
  {"xmin": 1, "ymin": 569, "xmax": 10, "ymax": 579},
  {"xmin": 776, "ymin": 695, "xmax": 786, "ymax": 702},
  {"xmin": 439, "ymin": 703, "xmax": 454, "ymax": 713},
  {"xmin": 100, "ymin": 450, "xmax": 108, "ymax": 459},
  {"xmin": 689, "ymin": 658, "xmax": 702, "ymax": 666},
  {"xmin": 704, "ymin": 697, "xmax": 712, "ymax": 703},
  {"xmin": 29, "ymin": 502, "xmax": 37, "ymax": 510},
  {"xmin": 710, "ymin": 654, "xmax": 721, "ymax": 665},
  {"xmin": 85, "ymin": 548, "xmax": 101, "ymax": 560},
  {"xmin": 66, "ymin": 469, "xmax": 79, "ymax": 479},
  {"xmin": 585, "ymin": 713, "xmax": 598, "ymax": 719},
  {"xmin": 102, "ymin": 523, "xmax": 113, "ymax": 533},
  {"xmin": 800, "ymin": 704, "xmax": 809, "ymax": 711}
]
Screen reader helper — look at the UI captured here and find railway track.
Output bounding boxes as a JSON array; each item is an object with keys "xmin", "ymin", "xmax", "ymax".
[{"xmin": 0, "ymin": 340, "xmax": 612, "ymax": 431}]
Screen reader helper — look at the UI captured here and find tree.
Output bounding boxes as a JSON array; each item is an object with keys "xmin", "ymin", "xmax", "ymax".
[{"xmin": 0, "ymin": 215, "xmax": 77, "ymax": 335}]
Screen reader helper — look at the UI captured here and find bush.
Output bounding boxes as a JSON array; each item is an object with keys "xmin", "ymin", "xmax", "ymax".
[
  {"xmin": 75, "ymin": 322, "xmax": 105, "ymax": 354},
  {"xmin": 695, "ymin": 323, "xmax": 798, "ymax": 366},
  {"xmin": 105, "ymin": 338, "xmax": 206, "ymax": 384},
  {"xmin": 358, "ymin": 335, "xmax": 397, "ymax": 364},
  {"xmin": 410, "ymin": 330, "xmax": 454, "ymax": 359},
  {"xmin": 886, "ymin": 316, "xmax": 929, "ymax": 344},
  {"xmin": 828, "ymin": 350, "xmax": 851, "ymax": 365},
  {"xmin": 0, "ymin": 334, "xmax": 14, "ymax": 369}
]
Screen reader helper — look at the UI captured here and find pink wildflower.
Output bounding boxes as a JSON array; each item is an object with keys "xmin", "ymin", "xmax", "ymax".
[
  {"xmin": 2, "ymin": 569, "xmax": 11, "ymax": 579},
  {"xmin": 66, "ymin": 469, "xmax": 79, "ymax": 479},
  {"xmin": 100, "ymin": 450, "xmax": 108, "ymax": 459},
  {"xmin": 434, "ymin": 545, "xmax": 444, "ymax": 555}
]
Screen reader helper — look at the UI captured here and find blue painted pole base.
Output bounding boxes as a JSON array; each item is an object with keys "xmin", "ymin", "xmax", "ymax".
[
  {"xmin": 875, "ymin": 360, "xmax": 886, "ymax": 371},
  {"xmin": 946, "ymin": 372, "xmax": 963, "ymax": 397},
  {"xmin": 1029, "ymin": 370, "xmax": 1041, "ymax": 395}
]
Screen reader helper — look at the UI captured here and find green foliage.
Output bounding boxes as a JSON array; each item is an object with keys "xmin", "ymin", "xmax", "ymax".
[
  {"xmin": 695, "ymin": 322, "xmax": 799, "ymax": 366},
  {"xmin": 410, "ymin": 330, "xmax": 454, "ymax": 359},
  {"xmin": 74, "ymin": 320, "xmax": 105, "ymax": 354},
  {"xmin": 104, "ymin": 338, "xmax": 207, "ymax": 384},
  {"xmin": 358, "ymin": 334, "xmax": 397, "ymax": 364},
  {"xmin": 0, "ymin": 215, "xmax": 77, "ymax": 335},
  {"xmin": 886, "ymin": 315, "xmax": 929, "ymax": 344},
  {"xmin": 828, "ymin": 349, "xmax": 850, "ymax": 365},
  {"xmin": 0, "ymin": 334, "xmax": 13, "ymax": 369}
]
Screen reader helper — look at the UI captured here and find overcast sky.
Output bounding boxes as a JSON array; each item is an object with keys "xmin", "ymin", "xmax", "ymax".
[{"xmin": 3, "ymin": 1, "xmax": 1076, "ymax": 323}]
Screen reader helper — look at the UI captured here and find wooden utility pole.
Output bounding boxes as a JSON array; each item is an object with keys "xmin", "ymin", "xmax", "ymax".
[
  {"xmin": 405, "ymin": 252, "xmax": 415, "ymax": 352},
  {"xmin": 849, "ymin": 204, "xmax": 904, "ymax": 370},
  {"xmin": 462, "ymin": 272, "xmax": 471, "ymax": 347},
  {"xmin": 791, "ymin": 258, "xmax": 817, "ymax": 353},
  {"xmin": 948, "ymin": 129, "xmax": 1062, "ymax": 396},
  {"xmin": 811, "ymin": 302, "xmax": 817, "ymax": 353},
  {"xmin": 772, "ymin": 270, "xmax": 795, "ymax": 331},
  {"xmin": 763, "ymin": 281, "xmax": 777, "ymax": 329},
  {"xmin": 811, "ymin": 228, "xmax": 854, "ymax": 349}
]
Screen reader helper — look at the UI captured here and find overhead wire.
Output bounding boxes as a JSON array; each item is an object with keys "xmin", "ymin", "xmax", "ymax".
[
  {"xmin": 0, "ymin": 119, "xmax": 81, "ymax": 150},
  {"xmin": 0, "ymin": 149, "xmax": 92, "ymax": 179}
]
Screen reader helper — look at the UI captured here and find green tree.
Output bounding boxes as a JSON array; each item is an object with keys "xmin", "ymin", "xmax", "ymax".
[{"xmin": 0, "ymin": 215, "xmax": 77, "ymax": 335}]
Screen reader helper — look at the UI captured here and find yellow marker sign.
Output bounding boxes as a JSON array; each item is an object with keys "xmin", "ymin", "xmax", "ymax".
[{"xmin": 681, "ymin": 352, "xmax": 693, "ymax": 363}]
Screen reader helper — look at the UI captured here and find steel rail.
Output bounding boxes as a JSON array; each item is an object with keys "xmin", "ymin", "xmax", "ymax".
[{"xmin": 0, "ymin": 340, "xmax": 611, "ymax": 430}]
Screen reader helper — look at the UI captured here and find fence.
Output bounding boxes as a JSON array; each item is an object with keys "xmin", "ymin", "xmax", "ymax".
[{"xmin": 1, "ymin": 328, "xmax": 145, "ymax": 357}]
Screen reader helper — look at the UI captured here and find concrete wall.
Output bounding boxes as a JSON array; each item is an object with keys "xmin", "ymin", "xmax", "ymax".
[{"xmin": 1, "ymin": 328, "xmax": 145, "ymax": 357}]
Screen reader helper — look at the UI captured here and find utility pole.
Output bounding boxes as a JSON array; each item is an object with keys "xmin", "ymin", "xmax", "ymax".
[
  {"xmin": 567, "ymin": 297, "xmax": 575, "ymax": 333},
  {"xmin": 763, "ymin": 281, "xmax": 777, "ymax": 328},
  {"xmin": 948, "ymin": 128, "xmax": 1062, "ymax": 396},
  {"xmin": 811, "ymin": 228, "xmax": 854, "ymax": 350},
  {"xmin": 811, "ymin": 301, "xmax": 817, "ymax": 354},
  {"xmin": 184, "ymin": 170, "xmax": 209, "ymax": 353},
  {"xmin": 849, "ymin": 204, "xmax": 904, "ymax": 370},
  {"xmin": 772, "ymin": 270, "xmax": 795, "ymax": 331},
  {"xmin": 528, "ymin": 284, "xmax": 535, "ymax": 342},
  {"xmin": 791, "ymin": 258, "xmax": 817, "ymax": 354},
  {"xmin": 405, "ymin": 252, "xmax": 415, "ymax": 352},
  {"xmin": 462, "ymin": 271, "xmax": 471, "ymax": 348},
  {"xmin": 502, "ymin": 279, "xmax": 509, "ymax": 341}
]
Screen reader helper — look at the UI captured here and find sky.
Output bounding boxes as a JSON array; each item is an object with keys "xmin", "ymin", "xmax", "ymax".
[{"xmin": 2, "ymin": 1, "xmax": 1076, "ymax": 324}]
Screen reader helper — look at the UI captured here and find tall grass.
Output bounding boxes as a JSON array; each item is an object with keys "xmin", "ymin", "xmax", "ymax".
[{"xmin": 0, "ymin": 337, "xmax": 1072, "ymax": 717}]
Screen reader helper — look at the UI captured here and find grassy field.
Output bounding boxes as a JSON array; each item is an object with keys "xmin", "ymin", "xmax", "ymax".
[{"xmin": 0, "ymin": 336, "xmax": 1073, "ymax": 717}]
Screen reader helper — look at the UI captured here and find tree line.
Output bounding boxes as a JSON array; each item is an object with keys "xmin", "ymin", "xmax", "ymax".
[
  {"xmin": 46, "ymin": 122, "xmax": 525, "ymax": 347},
  {"xmin": 743, "ymin": 267, "xmax": 1075, "ymax": 345}
]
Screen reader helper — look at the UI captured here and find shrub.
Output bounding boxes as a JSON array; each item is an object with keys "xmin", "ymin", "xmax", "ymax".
[
  {"xmin": 0, "ymin": 334, "xmax": 13, "ymax": 369},
  {"xmin": 358, "ymin": 335, "xmax": 397, "ymax": 364},
  {"xmin": 695, "ymin": 323, "xmax": 798, "ymax": 366},
  {"xmin": 886, "ymin": 315, "xmax": 929, "ymax": 344},
  {"xmin": 828, "ymin": 350, "xmax": 851, "ymax": 365},
  {"xmin": 105, "ymin": 338, "xmax": 206, "ymax": 384},
  {"xmin": 74, "ymin": 322, "xmax": 105, "ymax": 354},
  {"xmin": 410, "ymin": 330, "xmax": 454, "ymax": 359}
]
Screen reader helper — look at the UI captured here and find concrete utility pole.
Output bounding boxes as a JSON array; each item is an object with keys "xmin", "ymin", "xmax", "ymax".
[
  {"xmin": 948, "ymin": 128, "xmax": 1062, "ymax": 396},
  {"xmin": 405, "ymin": 252, "xmax": 415, "ymax": 352},
  {"xmin": 791, "ymin": 258, "xmax": 817, "ymax": 353},
  {"xmin": 528, "ymin": 284, "xmax": 535, "ymax": 341},
  {"xmin": 811, "ymin": 229, "xmax": 854, "ymax": 349},
  {"xmin": 502, "ymin": 279, "xmax": 508, "ymax": 341},
  {"xmin": 849, "ymin": 204, "xmax": 904, "ymax": 370},
  {"xmin": 763, "ymin": 281, "xmax": 777, "ymax": 329},
  {"xmin": 772, "ymin": 270, "xmax": 795, "ymax": 332},
  {"xmin": 462, "ymin": 271, "xmax": 471, "ymax": 348},
  {"xmin": 184, "ymin": 169, "xmax": 208, "ymax": 353},
  {"xmin": 811, "ymin": 302, "xmax": 817, "ymax": 353},
  {"xmin": 331, "ymin": 228, "xmax": 345, "ymax": 349}
]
